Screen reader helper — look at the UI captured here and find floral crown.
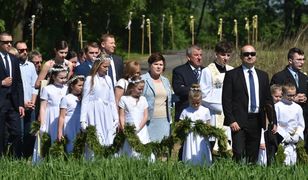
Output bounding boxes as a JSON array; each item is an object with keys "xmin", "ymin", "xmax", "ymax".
[
  {"xmin": 128, "ymin": 78, "xmax": 144, "ymax": 84},
  {"xmin": 50, "ymin": 66, "xmax": 68, "ymax": 73},
  {"xmin": 67, "ymin": 75, "xmax": 85, "ymax": 84}
]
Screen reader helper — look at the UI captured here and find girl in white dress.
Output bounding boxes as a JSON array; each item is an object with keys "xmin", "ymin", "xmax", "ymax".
[
  {"xmin": 180, "ymin": 84, "xmax": 212, "ymax": 166},
  {"xmin": 39, "ymin": 65, "xmax": 68, "ymax": 142},
  {"xmin": 33, "ymin": 65, "xmax": 68, "ymax": 163},
  {"xmin": 118, "ymin": 76, "xmax": 150, "ymax": 157},
  {"xmin": 80, "ymin": 57, "xmax": 118, "ymax": 147},
  {"xmin": 57, "ymin": 75, "xmax": 85, "ymax": 153}
]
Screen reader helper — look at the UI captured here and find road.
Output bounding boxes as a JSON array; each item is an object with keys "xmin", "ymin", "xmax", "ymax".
[{"xmin": 139, "ymin": 51, "xmax": 187, "ymax": 74}]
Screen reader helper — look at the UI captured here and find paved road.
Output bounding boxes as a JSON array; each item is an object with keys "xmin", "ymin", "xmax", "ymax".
[{"xmin": 139, "ymin": 51, "xmax": 187, "ymax": 74}]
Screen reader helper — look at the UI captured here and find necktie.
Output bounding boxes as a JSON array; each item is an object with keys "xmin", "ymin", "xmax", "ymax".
[
  {"xmin": 3, "ymin": 54, "xmax": 10, "ymax": 76},
  {"xmin": 294, "ymin": 73, "xmax": 299, "ymax": 87},
  {"xmin": 193, "ymin": 68, "xmax": 200, "ymax": 81},
  {"xmin": 108, "ymin": 56, "xmax": 115, "ymax": 87},
  {"xmin": 248, "ymin": 69, "xmax": 256, "ymax": 112}
]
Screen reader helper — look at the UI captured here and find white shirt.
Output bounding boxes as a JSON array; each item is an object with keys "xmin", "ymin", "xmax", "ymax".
[{"xmin": 242, "ymin": 65, "xmax": 260, "ymax": 113}]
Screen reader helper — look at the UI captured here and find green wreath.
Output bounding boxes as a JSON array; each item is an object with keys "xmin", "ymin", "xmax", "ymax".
[{"xmin": 173, "ymin": 117, "xmax": 232, "ymax": 157}]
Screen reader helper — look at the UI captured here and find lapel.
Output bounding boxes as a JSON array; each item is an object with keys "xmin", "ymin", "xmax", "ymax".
[
  {"xmin": 256, "ymin": 69, "xmax": 263, "ymax": 100},
  {"xmin": 238, "ymin": 66, "xmax": 248, "ymax": 96},
  {"xmin": 144, "ymin": 72, "xmax": 156, "ymax": 96},
  {"xmin": 184, "ymin": 62, "xmax": 198, "ymax": 82},
  {"xmin": 9, "ymin": 55, "xmax": 15, "ymax": 77},
  {"xmin": 284, "ymin": 68, "xmax": 297, "ymax": 85}
]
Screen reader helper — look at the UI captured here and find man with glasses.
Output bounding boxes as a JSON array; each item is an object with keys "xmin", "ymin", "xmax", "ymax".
[
  {"xmin": 0, "ymin": 32, "xmax": 25, "ymax": 158},
  {"xmin": 75, "ymin": 42, "xmax": 100, "ymax": 77},
  {"xmin": 200, "ymin": 41, "xmax": 233, "ymax": 152},
  {"xmin": 29, "ymin": 50, "xmax": 42, "ymax": 73},
  {"xmin": 15, "ymin": 41, "xmax": 38, "ymax": 158},
  {"xmin": 271, "ymin": 48, "xmax": 307, "ymax": 148},
  {"xmin": 222, "ymin": 45, "xmax": 276, "ymax": 163}
]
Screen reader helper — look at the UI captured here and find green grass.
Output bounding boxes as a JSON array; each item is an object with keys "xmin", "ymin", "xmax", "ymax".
[{"xmin": 0, "ymin": 157, "xmax": 307, "ymax": 179}]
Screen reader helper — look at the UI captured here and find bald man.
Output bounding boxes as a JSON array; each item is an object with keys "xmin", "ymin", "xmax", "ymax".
[{"xmin": 222, "ymin": 45, "xmax": 277, "ymax": 163}]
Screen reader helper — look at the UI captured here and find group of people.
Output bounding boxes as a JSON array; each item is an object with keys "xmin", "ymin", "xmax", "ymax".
[
  {"xmin": 172, "ymin": 43, "xmax": 306, "ymax": 166},
  {"xmin": 0, "ymin": 30, "xmax": 306, "ymax": 166}
]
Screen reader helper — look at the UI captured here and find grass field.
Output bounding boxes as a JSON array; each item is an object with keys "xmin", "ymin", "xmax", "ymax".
[{"xmin": 0, "ymin": 157, "xmax": 307, "ymax": 179}]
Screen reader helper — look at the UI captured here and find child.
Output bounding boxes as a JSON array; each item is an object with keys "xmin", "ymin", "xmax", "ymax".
[
  {"xmin": 118, "ymin": 76, "xmax": 150, "ymax": 158},
  {"xmin": 257, "ymin": 84, "xmax": 282, "ymax": 165},
  {"xmin": 180, "ymin": 84, "xmax": 212, "ymax": 166},
  {"xmin": 33, "ymin": 65, "xmax": 68, "ymax": 162},
  {"xmin": 276, "ymin": 83, "xmax": 305, "ymax": 165},
  {"xmin": 115, "ymin": 61, "xmax": 141, "ymax": 105},
  {"xmin": 57, "ymin": 75, "xmax": 85, "ymax": 153},
  {"xmin": 80, "ymin": 56, "xmax": 118, "ymax": 147},
  {"xmin": 271, "ymin": 84, "xmax": 282, "ymax": 104},
  {"xmin": 39, "ymin": 65, "xmax": 68, "ymax": 142}
]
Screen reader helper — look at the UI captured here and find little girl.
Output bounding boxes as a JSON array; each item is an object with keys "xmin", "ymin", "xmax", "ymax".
[
  {"xmin": 118, "ymin": 76, "xmax": 150, "ymax": 157},
  {"xmin": 33, "ymin": 65, "xmax": 68, "ymax": 162},
  {"xmin": 39, "ymin": 65, "xmax": 68, "ymax": 142},
  {"xmin": 57, "ymin": 75, "xmax": 85, "ymax": 153},
  {"xmin": 257, "ymin": 84, "xmax": 282, "ymax": 166},
  {"xmin": 180, "ymin": 84, "xmax": 212, "ymax": 166},
  {"xmin": 80, "ymin": 56, "xmax": 118, "ymax": 147}
]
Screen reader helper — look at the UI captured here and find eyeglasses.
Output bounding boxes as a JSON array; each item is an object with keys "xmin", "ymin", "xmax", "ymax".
[
  {"xmin": 242, "ymin": 52, "xmax": 256, "ymax": 57},
  {"xmin": 88, "ymin": 52, "xmax": 100, "ymax": 54},
  {"xmin": 17, "ymin": 48, "xmax": 27, "ymax": 53},
  {"xmin": 0, "ymin": 40, "xmax": 12, "ymax": 45}
]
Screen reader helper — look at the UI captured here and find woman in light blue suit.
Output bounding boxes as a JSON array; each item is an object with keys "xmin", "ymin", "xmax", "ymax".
[{"xmin": 141, "ymin": 53, "xmax": 172, "ymax": 142}]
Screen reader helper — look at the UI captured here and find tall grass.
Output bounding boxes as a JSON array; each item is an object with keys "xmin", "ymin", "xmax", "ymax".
[{"xmin": 0, "ymin": 157, "xmax": 307, "ymax": 179}]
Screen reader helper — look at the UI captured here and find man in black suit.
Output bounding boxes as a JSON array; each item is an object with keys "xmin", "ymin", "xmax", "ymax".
[
  {"xmin": 270, "ymin": 48, "xmax": 307, "ymax": 143},
  {"xmin": 222, "ymin": 45, "xmax": 277, "ymax": 163},
  {"xmin": 75, "ymin": 42, "xmax": 100, "ymax": 76},
  {"xmin": 0, "ymin": 32, "xmax": 25, "ymax": 158},
  {"xmin": 100, "ymin": 34, "xmax": 123, "ymax": 87},
  {"xmin": 172, "ymin": 45, "xmax": 204, "ymax": 122}
]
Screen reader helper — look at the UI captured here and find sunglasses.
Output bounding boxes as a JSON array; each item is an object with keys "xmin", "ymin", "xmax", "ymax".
[
  {"xmin": 242, "ymin": 52, "xmax": 256, "ymax": 57},
  {"xmin": 88, "ymin": 52, "xmax": 100, "ymax": 54},
  {"xmin": 0, "ymin": 40, "xmax": 12, "ymax": 45},
  {"xmin": 17, "ymin": 48, "xmax": 27, "ymax": 53}
]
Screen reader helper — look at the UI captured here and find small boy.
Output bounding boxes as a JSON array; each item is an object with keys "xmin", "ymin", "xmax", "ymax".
[{"xmin": 275, "ymin": 83, "xmax": 305, "ymax": 165}]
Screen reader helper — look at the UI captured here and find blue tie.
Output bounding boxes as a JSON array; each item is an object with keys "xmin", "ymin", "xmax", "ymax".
[
  {"xmin": 193, "ymin": 68, "xmax": 200, "ymax": 81},
  {"xmin": 3, "ymin": 54, "xmax": 10, "ymax": 76},
  {"xmin": 248, "ymin": 69, "xmax": 256, "ymax": 112}
]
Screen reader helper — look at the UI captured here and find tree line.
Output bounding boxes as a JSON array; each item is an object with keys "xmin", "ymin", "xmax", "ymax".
[{"xmin": 0, "ymin": 0, "xmax": 307, "ymax": 59}]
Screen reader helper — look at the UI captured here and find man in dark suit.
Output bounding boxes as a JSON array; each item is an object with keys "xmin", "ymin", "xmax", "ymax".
[
  {"xmin": 270, "ymin": 48, "xmax": 307, "ymax": 144},
  {"xmin": 222, "ymin": 45, "xmax": 277, "ymax": 163},
  {"xmin": 172, "ymin": 45, "xmax": 204, "ymax": 122},
  {"xmin": 0, "ymin": 32, "xmax": 25, "ymax": 158},
  {"xmin": 75, "ymin": 42, "xmax": 100, "ymax": 76},
  {"xmin": 100, "ymin": 34, "xmax": 123, "ymax": 87}
]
